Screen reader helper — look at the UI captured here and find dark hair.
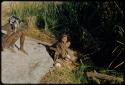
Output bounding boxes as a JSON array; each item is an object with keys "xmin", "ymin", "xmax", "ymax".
[
  {"xmin": 58, "ymin": 34, "xmax": 70, "ymax": 42},
  {"xmin": 8, "ymin": 15, "xmax": 21, "ymax": 24}
]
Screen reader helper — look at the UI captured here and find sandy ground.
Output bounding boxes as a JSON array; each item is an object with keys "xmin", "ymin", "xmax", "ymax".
[{"xmin": 1, "ymin": 37, "xmax": 54, "ymax": 84}]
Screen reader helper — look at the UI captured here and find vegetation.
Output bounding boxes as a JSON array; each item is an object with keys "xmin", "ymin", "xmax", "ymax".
[
  {"xmin": 2, "ymin": 1, "xmax": 124, "ymax": 84},
  {"xmin": 41, "ymin": 60, "xmax": 80, "ymax": 84}
]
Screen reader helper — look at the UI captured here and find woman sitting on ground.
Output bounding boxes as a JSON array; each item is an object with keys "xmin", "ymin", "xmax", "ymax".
[{"xmin": 50, "ymin": 34, "xmax": 73, "ymax": 62}]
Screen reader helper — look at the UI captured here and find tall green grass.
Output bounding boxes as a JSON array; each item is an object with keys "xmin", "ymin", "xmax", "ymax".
[{"xmin": 12, "ymin": 2, "xmax": 58, "ymax": 31}]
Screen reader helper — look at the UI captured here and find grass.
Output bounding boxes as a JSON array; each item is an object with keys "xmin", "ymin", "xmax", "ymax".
[
  {"xmin": 75, "ymin": 63, "xmax": 124, "ymax": 84},
  {"xmin": 25, "ymin": 28, "xmax": 56, "ymax": 43},
  {"xmin": 41, "ymin": 60, "xmax": 80, "ymax": 84}
]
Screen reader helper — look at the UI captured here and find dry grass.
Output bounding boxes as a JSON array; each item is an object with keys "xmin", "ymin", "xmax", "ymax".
[
  {"xmin": 24, "ymin": 16, "xmax": 56, "ymax": 43},
  {"xmin": 41, "ymin": 60, "xmax": 79, "ymax": 84},
  {"xmin": 25, "ymin": 28, "xmax": 56, "ymax": 43},
  {"xmin": 1, "ymin": 2, "xmax": 24, "ymax": 25}
]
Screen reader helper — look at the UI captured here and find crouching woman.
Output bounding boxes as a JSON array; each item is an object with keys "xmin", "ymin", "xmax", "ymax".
[{"xmin": 50, "ymin": 34, "xmax": 77, "ymax": 64}]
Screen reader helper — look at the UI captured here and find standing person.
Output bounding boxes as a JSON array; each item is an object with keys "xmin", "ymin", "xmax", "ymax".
[{"xmin": 2, "ymin": 15, "xmax": 27, "ymax": 54}]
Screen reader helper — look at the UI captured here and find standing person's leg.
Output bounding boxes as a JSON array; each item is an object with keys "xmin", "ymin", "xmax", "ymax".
[
  {"xmin": 19, "ymin": 31, "xmax": 25, "ymax": 50},
  {"xmin": 19, "ymin": 31, "xmax": 27, "ymax": 54}
]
